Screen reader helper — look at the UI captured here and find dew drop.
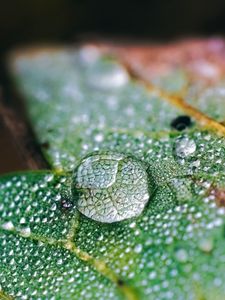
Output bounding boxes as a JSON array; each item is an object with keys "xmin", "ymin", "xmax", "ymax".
[
  {"xmin": 190, "ymin": 159, "xmax": 200, "ymax": 169},
  {"xmin": 19, "ymin": 217, "xmax": 26, "ymax": 224},
  {"xmin": 87, "ymin": 63, "xmax": 129, "ymax": 90},
  {"xmin": 1, "ymin": 221, "xmax": 14, "ymax": 231},
  {"xmin": 78, "ymin": 45, "xmax": 101, "ymax": 65},
  {"xmin": 175, "ymin": 248, "xmax": 188, "ymax": 263},
  {"xmin": 50, "ymin": 203, "xmax": 57, "ymax": 211},
  {"xmin": 72, "ymin": 151, "xmax": 150, "ymax": 223},
  {"xmin": 198, "ymin": 238, "xmax": 214, "ymax": 253},
  {"xmin": 174, "ymin": 137, "xmax": 196, "ymax": 158},
  {"xmin": 134, "ymin": 244, "xmax": 143, "ymax": 253},
  {"xmin": 94, "ymin": 133, "xmax": 104, "ymax": 143},
  {"xmin": 20, "ymin": 227, "xmax": 31, "ymax": 237}
]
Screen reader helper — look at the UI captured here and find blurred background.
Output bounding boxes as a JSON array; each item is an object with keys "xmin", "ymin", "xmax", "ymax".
[{"xmin": 1, "ymin": 0, "xmax": 225, "ymax": 174}]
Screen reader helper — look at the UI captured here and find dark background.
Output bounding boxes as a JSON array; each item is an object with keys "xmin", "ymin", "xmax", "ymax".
[{"xmin": 1, "ymin": 0, "xmax": 225, "ymax": 174}]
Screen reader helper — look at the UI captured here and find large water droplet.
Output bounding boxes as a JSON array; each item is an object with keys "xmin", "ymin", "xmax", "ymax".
[
  {"xmin": 72, "ymin": 151, "xmax": 150, "ymax": 223},
  {"xmin": 174, "ymin": 137, "xmax": 196, "ymax": 158}
]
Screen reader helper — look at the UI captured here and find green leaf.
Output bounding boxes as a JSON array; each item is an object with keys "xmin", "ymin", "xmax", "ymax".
[
  {"xmin": 1, "ymin": 41, "xmax": 225, "ymax": 299},
  {"xmin": 11, "ymin": 48, "xmax": 185, "ymax": 171},
  {"xmin": 0, "ymin": 172, "xmax": 124, "ymax": 300}
]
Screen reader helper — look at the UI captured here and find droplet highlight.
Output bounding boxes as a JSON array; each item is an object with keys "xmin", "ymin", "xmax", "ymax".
[{"xmin": 72, "ymin": 151, "xmax": 150, "ymax": 223}]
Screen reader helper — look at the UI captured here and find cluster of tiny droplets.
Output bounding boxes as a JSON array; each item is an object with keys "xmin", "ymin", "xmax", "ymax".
[
  {"xmin": 0, "ymin": 174, "xmax": 122, "ymax": 299},
  {"xmin": 0, "ymin": 174, "xmax": 76, "ymax": 240},
  {"xmin": 14, "ymin": 47, "xmax": 183, "ymax": 171},
  {"xmin": 78, "ymin": 130, "xmax": 225, "ymax": 182},
  {"xmin": 0, "ymin": 233, "xmax": 120, "ymax": 299},
  {"xmin": 187, "ymin": 84, "xmax": 225, "ymax": 122},
  {"xmin": 75, "ymin": 194, "xmax": 225, "ymax": 299}
]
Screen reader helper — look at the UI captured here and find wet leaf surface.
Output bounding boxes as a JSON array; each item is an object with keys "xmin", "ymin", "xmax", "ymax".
[{"xmin": 1, "ymin": 39, "xmax": 225, "ymax": 299}]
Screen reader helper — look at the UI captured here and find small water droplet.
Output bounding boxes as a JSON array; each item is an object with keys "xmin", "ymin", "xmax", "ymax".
[
  {"xmin": 175, "ymin": 137, "xmax": 196, "ymax": 158},
  {"xmin": 134, "ymin": 244, "xmax": 143, "ymax": 253},
  {"xmin": 1, "ymin": 221, "xmax": 14, "ymax": 231},
  {"xmin": 149, "ymin": 271, "xmax": 157, "ymax": 280},
  {"xmin": 94, "ymin": 133, "xmax": 104, "ymax": 143},
  {"xmin": 175, "ymin": 248, "xmax": 188, "ymax": 262},
  {"xmin": 20, "ymin": 227, "xmax": 31, "ymax": 237},
  {"xmin": 78, "ymin": 45, "xmax": 101, "ymax": 65},
  {"xmin": 87, "ymin": 63, "xmax": 129, "ymax": 90},
  {"xmin": 129, "ymin": 222, "xmax": 136, "ymax": 228},
  {"xmin": 50, "ymin": 203, "xmax": 57, "ymax": 211},
  {"xmin": 57, "ymin": 259, "xmax": 63, "ymax": 265},
  {"xmin": 198, "ymin": 238, "xmax": 214, "ymax": 253},
  {"xmin": 190, "ymin": 159, "xmax": 200, "ymax": 169},
  {"xmin": 20, "ymin": 217, "xmax": 26, "ymax": 224},
  {"xmin": 72, "ymin": 151, "xmax": 150, "ymax": 223},
  {"xmin": 45, "ymin": 174, "xmax": 54, "ymax": 182}
]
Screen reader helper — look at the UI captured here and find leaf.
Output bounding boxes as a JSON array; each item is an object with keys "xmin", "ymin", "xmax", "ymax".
[
  {"xmin": 10, "ymin": 47, "xmax": 184, "ymax": 171},
  {"xmin": 1, "ymin": 39, "xmax": 225, "ymax": 299},
  {"xmin": 0, "ymin": 172, "xmax": 124, "ymax": 299},
  {"xmin": 98, "ymin": 39, "xmax": 225, "ymax": 122}
]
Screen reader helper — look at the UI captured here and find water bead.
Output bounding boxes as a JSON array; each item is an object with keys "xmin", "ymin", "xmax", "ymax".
[
  {"xmin": 174, "ymin": 137, "xmax": 196, "ymax": 158},
  {"xmin": 175, "ymin": 248, "xmax": 188, "ymax": 263},
  {"xmin": 87, "ymin": 62, "xmax": 129, "ymax": 90},
  {"xmin": 198, "ymin": 238, "xmax": 214, "ymax": 253},
  {"xmin": 1, "ymin": 221, "xmax": 14, "ymax": 231},
  {"xmin": 72, "ymin": 151, "xmax": 150, "ymax": 223},
  {"xmin": 78, "ymin": 46, "xmax": 101, "ymax": 66}
]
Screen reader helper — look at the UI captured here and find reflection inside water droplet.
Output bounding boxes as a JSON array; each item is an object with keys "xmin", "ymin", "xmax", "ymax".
[{"xmin": 72, "ymin": 151, "xmax": 150, "ymax": 223}]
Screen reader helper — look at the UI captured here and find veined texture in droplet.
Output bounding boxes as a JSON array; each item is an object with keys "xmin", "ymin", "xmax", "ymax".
[
  {"xmin": 72, "ymin": 151, "xmax": 150, "ymax": 223},
  {"xmin": 87, "ymin": 61, "xmax": 129, "ymax": 90},
  {"xmin": 174, "ymin": 137, "xmax": 196, "ymax": 158}
]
